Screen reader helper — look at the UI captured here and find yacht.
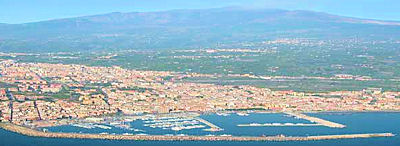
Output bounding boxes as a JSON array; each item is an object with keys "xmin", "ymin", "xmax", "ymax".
[{"xmin": 237, "ymin": 112, "xmax": 249, "ymax": 116}]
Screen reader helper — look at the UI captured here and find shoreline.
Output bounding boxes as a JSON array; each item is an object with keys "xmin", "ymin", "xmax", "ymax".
[
  {"xmin": 11, "ymin": 111, "xmax": 400, "ymax": 129},
  {"xmin": 0, "ymin": 122, "xmax": 394, "ymax": 142}
]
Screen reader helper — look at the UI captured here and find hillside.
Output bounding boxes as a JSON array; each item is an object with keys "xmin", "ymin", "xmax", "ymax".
[{"xmin": 0, "ymin": 7, "xmax": 400, "ymax": 52}]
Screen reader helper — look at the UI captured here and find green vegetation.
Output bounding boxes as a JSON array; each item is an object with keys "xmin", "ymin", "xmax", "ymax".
[
  {"xmin": 184, "ymin": 76, "xmax": 400, "ymax": 92},
  {"xmin": 42, "ymin": 86, "xmax": 79, "ymax": 100},
  {"xmin": 3, "ymin": 39, "xmax": 400, "ymax": 92},
  {"xmin": 0, "ymin": 82, "xmax": 17, "ymax": 88}
]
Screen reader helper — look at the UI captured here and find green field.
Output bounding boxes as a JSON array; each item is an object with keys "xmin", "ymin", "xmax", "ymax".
[{"xmin": 2, "ymin": 39, "xmax": 400, "ymax": 92}]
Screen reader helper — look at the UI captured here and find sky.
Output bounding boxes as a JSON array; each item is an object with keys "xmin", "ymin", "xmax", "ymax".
[{"xmin": 0, "ymin": 0, "xmax": 399, "ymax": 24}]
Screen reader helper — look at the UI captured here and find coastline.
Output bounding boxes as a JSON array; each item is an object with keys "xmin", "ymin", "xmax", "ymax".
[
  {"xmin": 301, "ymin": 110, "xmax": 400, "ymax": 114},
  {"xmin": 0, "ymin": 122, "xmax": 394, "ymax": 142},
  {"xmin": 208, "ymin": 110, "xmax": 400, "ymax": 114}
]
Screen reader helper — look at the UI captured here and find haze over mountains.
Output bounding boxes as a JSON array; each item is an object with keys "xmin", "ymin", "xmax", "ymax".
[{"xmin": 1, "ymin": 7, "xmax": 400, "ymax": 52}]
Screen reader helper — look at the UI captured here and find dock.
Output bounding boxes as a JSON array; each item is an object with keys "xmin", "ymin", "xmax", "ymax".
[
  {"xmin": 194, "ymin": 117, "xmax": 223, "ymax": 131},
  {"xmin": 238, "ymin": 123, "xmax": 323, "ymax": 127},
  {"xmin": 236, "ymin": 112, "xmax": 346, "ymax": 128},
  {"xmin": 284, "ymin": 112, "xmax": 346, "ymax": 128},
  {"xmin": 0, "ymin": 122, "xmax": 394, "ymax": 141}
]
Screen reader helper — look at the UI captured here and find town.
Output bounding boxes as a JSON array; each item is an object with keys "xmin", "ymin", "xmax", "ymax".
[{"xmin": 0, "ymin": 59, "xmax": 400, "ymax": 128}]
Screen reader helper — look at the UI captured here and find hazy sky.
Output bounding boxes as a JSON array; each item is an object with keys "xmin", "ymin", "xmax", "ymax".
[{"xmin": 1, "ymin": 0, "xmax": 399, "ymax": 24}]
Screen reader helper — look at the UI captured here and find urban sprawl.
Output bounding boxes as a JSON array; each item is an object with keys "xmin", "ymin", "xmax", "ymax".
[{"xmin": 0, "ymin": 60, "xmax": 400, "ymax": 128}]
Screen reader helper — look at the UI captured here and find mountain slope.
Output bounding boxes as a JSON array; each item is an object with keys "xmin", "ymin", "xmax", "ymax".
[{"xmin": 0, "ymin": 7, "xmax": 400, "ymax": 52}]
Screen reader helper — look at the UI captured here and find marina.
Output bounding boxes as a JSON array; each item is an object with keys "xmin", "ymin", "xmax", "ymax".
[
  {"xmin": 34, "ymin": 112, "xmax": 395, "ymax": 137},
  {"xmin": 0, "ymin": 112, "xmax": 399, "ymax": 146},
  {"xmin": 13, "ymin": 112, "xmax": 395, "ymax": 138},
  {"xmin": 0, "ymin": 112, "xmax": 400, "ymax": 145},
  {"xmin": 0, "ymin": 122, "xmax": 394, "ymax": 141}
]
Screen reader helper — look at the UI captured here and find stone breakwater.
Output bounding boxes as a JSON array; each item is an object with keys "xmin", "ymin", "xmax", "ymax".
[
  {"xmin": 284, "ymin": 112, "xmax": 346, "ymax": 128},
  {"xmin": 0, "ymin": 122, "xmax": 394, "ymax": 141}
]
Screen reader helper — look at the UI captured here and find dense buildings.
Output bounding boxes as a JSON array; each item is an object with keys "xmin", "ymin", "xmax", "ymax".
[{"xmin": 0, "ymin": 60, "xmax": 399, "ymax": 127}]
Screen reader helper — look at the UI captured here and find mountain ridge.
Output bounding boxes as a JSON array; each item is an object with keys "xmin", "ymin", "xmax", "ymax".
[
  {"xmin": 0, "ymin": 7, "xmax": 399, "ymax": 52},
  {"xmin": 5, "ymin": 7, "xmax": 400, "ymax": 26}
]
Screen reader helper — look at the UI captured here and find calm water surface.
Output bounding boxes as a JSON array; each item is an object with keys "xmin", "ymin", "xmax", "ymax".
[{"xmin": 0, "ymin": 112, "xmax": 399, "ymax": 146}]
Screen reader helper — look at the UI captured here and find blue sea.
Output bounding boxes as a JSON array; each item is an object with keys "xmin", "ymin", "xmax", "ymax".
[{"xmin": 1, "ymin": 112, "xmax": 399, "ymax": 146}]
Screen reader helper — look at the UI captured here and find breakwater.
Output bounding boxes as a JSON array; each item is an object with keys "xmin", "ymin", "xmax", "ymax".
[
  {"xmin": 238, "ymin": 123, "xmax": 323, "ymax": 127},
  {"xmin": 0, "ymin": 122, "xmax": 394, "ymax": 141},
  {"xmin": 284, "ymin": 112, "xmax": 346, "ymax": 128},
  {"xmin": 195, "ymin": 117, "xmax": 223, "ymax": 131}
]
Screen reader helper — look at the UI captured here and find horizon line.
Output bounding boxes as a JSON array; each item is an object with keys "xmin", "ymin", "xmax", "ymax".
[{"xmin": 1, "ymin": 6, "xmax": 400, "ymax": 25}]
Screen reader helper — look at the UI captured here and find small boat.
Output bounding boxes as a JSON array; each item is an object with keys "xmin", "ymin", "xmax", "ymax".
[
  {"xmin": 124, "ymin": 119, "xmax": 134, "ymax": 122},
  {"xmin": 136, "ymin": 133, "xmax": 148, "ymax": 136},
  {"xmin": 133, "ymin": 128, "xmax": 145, "ymax": 132},
  {"xmin": 71, "ymin": 124, "xmax": 94, "ymax": 129},
  {"xmin": 93, "ymin": 124, "xmax": 112, "ymax": 129},
  {"xmin": 236, "ymin": 112, "xmax": 249, "ymax": 116},
  {"xmin": 171, "ymin": 127, "xmax": 183, "ymax": 131},
  {"xmin": 122, "ymin": 133, "xmax": 133, "ymax": 136},
  {"xmin": 109, "ymin": 122, "xmax": 121, "ymax": 125},
  {"xmin": 249, "ymin": 123, "xmax": 261, "ymax": 126},
  {"xmin": 216, "ymin": 113, "xmax": 230, "ymax": 116}
]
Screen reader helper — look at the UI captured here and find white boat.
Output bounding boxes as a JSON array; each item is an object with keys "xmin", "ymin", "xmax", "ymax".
[
  {"xmin": 236, "ymin": 112, "xmax": 249, "ymax": 116},
  {"xmin": 216, "ymin": 113, "xmax": 230, "ymax": 116},
  {"xmin": 171, "ymin": 127, "xmax": 183, "ymax": 131},
  {"xmin": 71, "ymin": 124, "xmax": 94, "ymax": 129},
  {"xmin": 109, "ymin": 122, "xmax": 121, "ymax": 125},
  {"xmin": 249, "ymin": 123, "xmax": 261, "ymax": 126},
  {"xmin": 124, "ymin": 119, "xmax": 134, "ymax": 122},
  {"xmin": 133, "ymin": 128, "xmax": 145, "ymax": 132},
  {"xmin": 122, "ymin": 133, "xmax": 133, "ymax": 135},
  {"xmin": 136, "ymin": 133, "xmax": 148, "ymax": 136},
  {"xmin": 93, "ymin": 124, "xmax": 112, "ymax": 129}
]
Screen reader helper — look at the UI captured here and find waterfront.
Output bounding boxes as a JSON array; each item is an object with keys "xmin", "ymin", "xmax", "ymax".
[
  {"xmin": 0, "ymin": 112, "xmax": 399, "ymax": 146},
  {"xmin": 43, "ymin": 112, "xmax": 339, "ymax": 136},
  {"xmin": 41, "ymin": 112, "xmax": 398, "ymax": 137}
]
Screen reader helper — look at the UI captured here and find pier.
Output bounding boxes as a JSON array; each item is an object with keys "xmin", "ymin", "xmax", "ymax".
[
  {"xmin": 284, "ymin": 112, "xmax": 346, "ymax": 128},
  {"xmin": 238, "ymin": 123, "xmax": 323, "ymax": 127},
  {"xmin": 236, "ymin": 112, "xmax": 346, "ymax": 128},
  {"xmin": 194, "ymin": 117, "xmax": 223, "ymax": 131},
  {"xmin": 0, "ymin": 122, "xmax": 394, "ymax": 141}
]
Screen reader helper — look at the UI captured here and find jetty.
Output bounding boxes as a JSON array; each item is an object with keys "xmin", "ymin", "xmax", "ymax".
[
  {"xmin": 194, "ymin": 117, "xmax": 223, "ymax": 131},
  {"xmin": 284, "ymin": 112, "xmax": 346, "ymax": 128},
  {"xmin": 0, "ymin": 122, "xmax": 394, "ymax": 141},
  {"xmin": 238, "ymin": 123, "xmax": 323, "ymax": 127},
  {"xmin": 236, "ymin": 112, "xmax": 346, "ymax": 128}
]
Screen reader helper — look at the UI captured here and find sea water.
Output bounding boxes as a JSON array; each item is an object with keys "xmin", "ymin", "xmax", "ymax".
[{"xmin": 0, "ymin": 112, "xmax": 399, "ymax": 146}]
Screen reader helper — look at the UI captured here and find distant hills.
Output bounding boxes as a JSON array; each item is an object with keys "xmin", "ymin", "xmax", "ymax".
[{"xmin": 1, "ymin": 7, "xmax": 400, "ymax": 52}]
